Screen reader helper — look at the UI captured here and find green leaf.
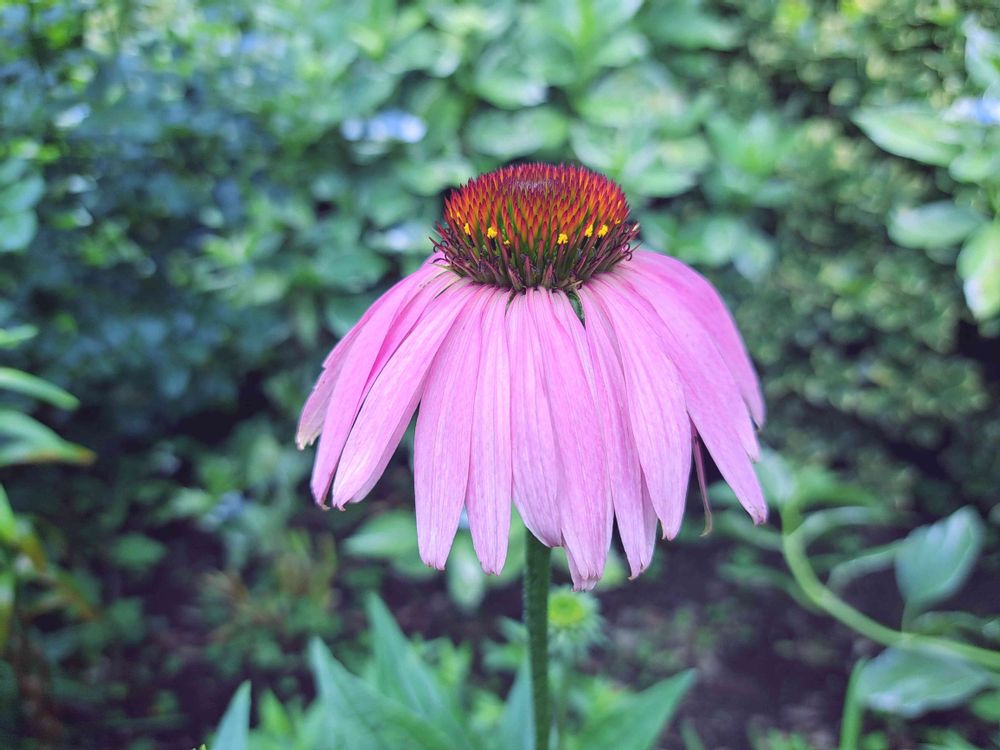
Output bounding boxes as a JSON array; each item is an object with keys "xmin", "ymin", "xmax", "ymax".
[
  {"xmin": 620, "ymin": 137, "xmax": 711, "ymax": 198},
  {"xmin": 855, "ymin": 648, "xmax": 990, "ymax": 718},
  {"xmin": 257, "ymin": 690, "xmax": 293, "ymax": 736},
  {"xmin": 323, "ymin": 293, "xmax": 376, "ymax": 337},
  {"xmin": 499, "ymin": 663, "xmax": 533, "ymax": 750},
  {"xmin": 0, "ymin": 325, "xmax": 37, "ymax": 349},
  {"xmin": 398, "ymin": 156, "xmax": 475, "ymax": 197},
  {"xmin": 957, "ymin": 222, "xmax": 1000, "ymax": 320},
  {"xmin": 888, "ymin": 202, "xmax": 985, "ymax": 251},
  {"xmin": 970, "ymin": 689, "xmax": 1000, "ymax": 722},
  {"xmin": 426, "ymin": 2, "xmax": 515, "ymax": 40},
  {"xmin": 473, "ymin": 45, "xmax": 548, "ymax": 109},
  {"xmin": 0, "ymin": 159, "xmax": 27, "ymax": 186},
  {"xmin": 466, "ymin": 107, "xmax": 568, "ymax": 159},
  {"xmin": 574, "ymin": 670, "xmax": 695, "ymax": 750},
  {"xmin": 110, "ymin": 533, "xmax": 168, "ymax": 573},
  {"xmin": 212, "ymin": 681, "xmax": 251, "ymax": 750},
  {"xmin": 643, "ymin": 1, "xmax": 741, "ymax": 50},
  {"xmin": 949, "ymin": 148, "xmax": 1000, "ymax": 184},
  {"xmin": 672, "ymin": 215, "xmax": 773, "ymax": 278},
  {"xmin": 0, "ymin": 212, "xmax": 37, "ymax": 252},
  {"xmin": 964, "ymin": 17, "xmax": 1000, "ymax": 91},
  {"xmin": 0, "ymin": 484, "xmax": 16, "ymax": 545},
  {"xmin": 344, "ymin": 509, "xmax": 419, "ymax": 560},
  {"xmin": 853, "ymin": 105, "xmax": 964, "ymax": 167},
  {"xmin": 0, "ymin": 175, "xmax": 44, "ymax": 213},
  {"xmin": 308, "ymin": 638, "xmax": 462, "ymax": 750},
  {"xmin": 0, "ymin": 367, "xmax": 79, "ymax": 409},
  {"xmin": 575, "ymin": 64, "xmax": 695, "ymax": 133},
  {"xmin": 707, "ymin": 113, "xmax": 788, "ymax": 177},
  {"xmin": 446, "ymin": 534, "xmax": 486, "ymax": 610},
  {"xmin": 365, "ymin": 595, "xmax": 470, "ymax": 743},
  {"xmin": 895, "ymin": 507, "xmax": 984, "ymax": 614},
  {"xmin": 0, "ymin": 410, "xmax": 95, "ymax": 467}
]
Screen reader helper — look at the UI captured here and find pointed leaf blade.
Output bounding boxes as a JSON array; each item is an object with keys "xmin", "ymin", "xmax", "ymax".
[
  {"xmin": 574, "ymin": 670, "xmax": 696, "ymax": 750},
  {"xmin": 212, "ymin": 681, "xmax": 251, "ymax": 750},
  {"xmin": 895, "ymin": 507, "xmax": 984, "ymax": 614}
]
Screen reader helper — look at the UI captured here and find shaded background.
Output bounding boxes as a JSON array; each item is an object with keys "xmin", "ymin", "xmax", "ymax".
[{"xmin": 1, "ymin": 1, "xmax": 999, "ymax": 748}]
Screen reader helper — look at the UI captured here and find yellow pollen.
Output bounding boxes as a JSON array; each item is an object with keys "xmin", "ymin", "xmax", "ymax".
[
  {"xmin": 557, "ymin": 232, "xmax": 569, "ymax": 245},
  {"xmin": 487, "ymin": 226, "xmax": 498, "ymax": 239},
  {"xmin": 463, "ymin": 222, "xmax": 471, "ymax": 235},
  {"xmin": 584, "ymin": 224, "xmax": 594, "ymax": 237},
  {"xmin": 597, "ymin": 224, "xmax": 609, "ymax": 237}
]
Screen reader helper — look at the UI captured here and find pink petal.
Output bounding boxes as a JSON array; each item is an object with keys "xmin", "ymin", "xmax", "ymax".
[
  {"xmin": 298, "ymin": 267, "xmax": 438, "ymax": 450},
  {"xmin": 532, "ymin": 290, "xmax": 611, "ymax": 586},
  {"xmin": 330, "ymin": 282, "xmax": 475, "ymax": 507},
  {"xmin": 618, "ymin": 262, "xmax": 759, "ymax": 460},
  {"xmin": 638, "ymin": 478, "xmax": 659, "ymax": 568},
  {"xmin": 582, "ymin": 281, "xmax": 692, "ymax": 539},
  {"xmin": 565, "ymin": 545, "xmax": 598, "ymax": 592},
  {"xmin": 507, "ymin": 292, "xmax": 561, "ymax": 547},
  {"xmin": 296, "ymin": 323, "xmax": 360, "ymax": 449},
  {"xmin": 414, "ymin": 288, "xmax": 489, "ymax": 569},
  {"xmin": 466, "ymin": 289, "xmax": 513, "ymax": 575},
  {"xmin": 309, "ymin": 266, "xmax": 450, "ymax": 504},
  {"xmin": 581, "ymin": 293, "xmax": 656, "ymax": 576},
  {"xmin": 630, "ymin": 250, "xmax": 765, "ymax": 426},
  {"xmin": 608, "ymin": 269, "xmax": 767, "ymax": 524}
]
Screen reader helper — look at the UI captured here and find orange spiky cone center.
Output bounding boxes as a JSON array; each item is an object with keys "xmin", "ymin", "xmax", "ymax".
[{"xmin": 433, "ymin": 163, "xmax": 639, "ymax": 291}]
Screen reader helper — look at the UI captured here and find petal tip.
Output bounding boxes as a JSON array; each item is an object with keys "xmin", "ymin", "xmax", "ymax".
[
  {"xmin": 419, "ymin": 550, "xmax": 448, "ymax": 571},
  {"xmin": 295, "ymin": 432, "xmax": 313, "ymax": 450},
  {"xmin": 661, "ymin": 514, "xmax": 682, "ymax": 541},
  {"xmin": 626, "ymin": 560, "xmax": 650, "ymax": 580}
]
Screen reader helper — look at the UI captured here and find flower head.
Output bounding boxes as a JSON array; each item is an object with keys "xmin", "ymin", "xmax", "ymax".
[
  {"xmin": 298, "ymin": 163, "xmax": 766, "ymax": 590},
  {"xmin": 433, "ymin": 163, "xmax": 638, "ymax": 291}
]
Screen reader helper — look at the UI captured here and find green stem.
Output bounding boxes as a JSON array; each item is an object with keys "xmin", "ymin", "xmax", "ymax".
[
  {"xmin": 838, "ymin": 659, "xmax": 866, "ymax": 750},
  {"xmin": 524, "ymin": 531, "xmax": 552, "ymax": 750},
  {"xmin": 782, "ymin": 507, "xmax": 1000, "ymax": 671}
]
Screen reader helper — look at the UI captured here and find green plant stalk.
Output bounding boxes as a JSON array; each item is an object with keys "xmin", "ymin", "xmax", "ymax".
[
  {"xmin": 524, "ymin": 530, "xmax": 552, "ymax": 750},
  {"xmin": 782, "ymin": 508, "xmax": 1000, "ymax": 672},
  {"xmin": 838, "ymin": 659, "xmax": 866, "ymax": 750}
]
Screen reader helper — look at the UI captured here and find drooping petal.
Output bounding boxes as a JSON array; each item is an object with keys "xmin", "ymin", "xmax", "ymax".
[
  {"xmin": 296, "ymin": 324, "xmax": 361, "ymax": 449},
  {"xmin": 638, "ymin": 478, "xmax": 659, "ymax": 567},
  {"xmin": 581, "ymin": 293, "xmax": 656, "ymax": 576},
  {"xmin": 331, "ymin": 281, "xmax": 475, "ymax": 508},
  {"xmin": 582, "ymin": 281, "xmax": 692, "ymax": 539},
  {"xmin": 466, "ymin": 289, "xmax": 513, "ymax": 575},
  {"xmin": 565, "ymin": 545, "xmax": 597, "ymax": 592},
  {"xmin": 532, "ymin": 290, "xmax": 611, "ymax": 587},
  {"xmin": 608, "ymin": 269, "xmax": 767, "ymax": 524},
  {"xmin": 507, "ymin": 292, "xmax": 561, "ymax": 547},
  {"xmin": 414, "ymin": 288, "xmax": 488, "ymax": 569},
  {"xmin": 309, "ymin": 266, "xmax": 450, "ymax": 504},
  {"xmin": 630, "ymin": 251, "xmax": 765, "ymax": 425},
  {"xmin": 618, "ymin": 263, "xmax": 759, "ymax": 460},
  {"xmin": 299, "ymin": 264, "xmax": 444, "ymax": 449}
]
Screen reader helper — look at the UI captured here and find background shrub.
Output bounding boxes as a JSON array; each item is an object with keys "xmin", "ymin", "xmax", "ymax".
[{"xmin": 1, "ymin": 1, "xmax": 997, "ymax": 748}]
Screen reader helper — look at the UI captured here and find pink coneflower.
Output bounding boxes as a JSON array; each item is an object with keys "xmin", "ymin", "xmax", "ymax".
[{"xmin": 298, "ymin": 163, "xmax": 766, "ymax": 590}]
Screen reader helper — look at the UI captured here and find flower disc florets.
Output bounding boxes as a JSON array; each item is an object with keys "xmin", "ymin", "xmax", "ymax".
[{"xmin": 433, "ymin": 163, "xmax": 639, "ymax": 291}]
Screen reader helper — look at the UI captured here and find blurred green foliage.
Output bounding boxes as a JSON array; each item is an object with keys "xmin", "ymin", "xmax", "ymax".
[
  {"xmin": 1, "ymin": 0, "xmax": 998, "ymax": 748},
  {"xmin": 201, "ymin": 595, "xmax": 693, "ymax": 750}
]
